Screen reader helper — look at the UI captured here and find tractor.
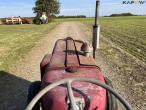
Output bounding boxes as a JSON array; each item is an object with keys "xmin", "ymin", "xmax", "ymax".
[{"xmin": 26, "ymin": 0, "xmax": 132, "ymax": 110}]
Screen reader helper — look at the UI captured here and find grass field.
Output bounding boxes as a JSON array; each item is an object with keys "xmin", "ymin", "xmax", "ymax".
[
  {"xmin": 77, "ymin": 17, "xmax": 146, "ymax": 110},
  {"xmin": 0, "ymin": 16, "xmax": 146, "ymax": 74},
  {"xmin": 0, "ymin": 16, "xmax": 145, "ymax": 109},
  {"xmin": 78, "ymin": 16, "xmax": 146, "ymax": 63},
  {"xmin": 0, "ymin": 22, "xmax": 59, "ymax": 72}
]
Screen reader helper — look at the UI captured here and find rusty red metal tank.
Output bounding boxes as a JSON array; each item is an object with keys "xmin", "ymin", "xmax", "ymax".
[{"xmin": 40, "ymin": 37, "xmax": 106, "ymax": 110}]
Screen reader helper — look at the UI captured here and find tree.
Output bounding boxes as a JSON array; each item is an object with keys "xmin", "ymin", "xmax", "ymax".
[
  {"xmin": 109, "ymin": 13, "xmax": 134, "ymax": 17},
  {"xmin": 33, "ymin": 0, "xmax": 60, "ymax": 21}
]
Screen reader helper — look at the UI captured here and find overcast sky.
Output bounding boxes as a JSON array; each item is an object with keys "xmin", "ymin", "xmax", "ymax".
[{"xmin": 0, "ymin": 0, "xmax": 146, "ymax": 17}]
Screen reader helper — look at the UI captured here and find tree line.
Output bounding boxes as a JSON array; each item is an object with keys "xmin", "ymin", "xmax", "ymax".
[
  {"xmin": 57, "ymin": 15, "xmax": 86, "ymax": 18},
  {"xmin": 108, "ymin": 13, "xmax": 135, "ymax": 17}
]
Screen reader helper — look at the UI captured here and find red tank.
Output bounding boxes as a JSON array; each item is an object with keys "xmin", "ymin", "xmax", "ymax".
[{"xmin": 40, "ymin": 38, "xmax": 107, "ymax": 110}]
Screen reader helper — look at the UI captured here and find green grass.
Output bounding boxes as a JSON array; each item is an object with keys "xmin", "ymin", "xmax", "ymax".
[
  {"xmin": 78, "ymin": 16, "xmax": 146, "ymax": 63},
  {"xmin": 0, "ymin": 16, "xmax": 146, "ymax": 75},
  {"xmin": 0, "ymin": 22, "xmax": 59, "ymax": 72}
]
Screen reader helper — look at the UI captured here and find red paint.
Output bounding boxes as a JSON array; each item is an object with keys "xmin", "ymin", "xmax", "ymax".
[
  {"xmin": 40, "ymin": 38, "xmax": 107, "ymax": 110},
  {"xmin": 41, "ymin": 67, "xmax": 106, "ymax": 110}
]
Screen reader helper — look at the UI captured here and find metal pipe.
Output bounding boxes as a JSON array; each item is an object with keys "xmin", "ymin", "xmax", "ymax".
[
  {"xmin": 67, "ymin": 81, "xmax": 79, "ymax": 110},
  {"xmin": 95, "ymin": 0, "xmax": 99, "ymax": 26},
  {"xmin": 92, "ymin": 0, "xmax": 100, "ymax": 59}
]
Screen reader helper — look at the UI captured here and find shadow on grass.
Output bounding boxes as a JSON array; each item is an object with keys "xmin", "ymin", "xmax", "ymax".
[{"xmin": 0, "ymin": 71, "xmax": 31, "ymax": 110}]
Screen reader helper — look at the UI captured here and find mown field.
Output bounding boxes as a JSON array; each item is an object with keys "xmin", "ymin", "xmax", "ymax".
[
  {"xmin": 0, "ymin": 16, "xmax": 145, "ymax": 109},
  {"xmin": 0, "ymin": 16, "xmax": 146, "ymax": 73},
  {"xmin": 78, "ymin": 16, "xmax": 146, "ymax": 110},
  {"xmin": 77, "ymin": 16, "xmax": 146, "ymax": 63},
  {"xmin": 0, "ymin": 22, "xmax": 59, "ymax": 73}
]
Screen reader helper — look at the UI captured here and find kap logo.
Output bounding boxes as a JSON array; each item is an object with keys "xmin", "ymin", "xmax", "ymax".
[{"xmin": 122, "ymin": 0, "xmax": 146, "ymax": 4}]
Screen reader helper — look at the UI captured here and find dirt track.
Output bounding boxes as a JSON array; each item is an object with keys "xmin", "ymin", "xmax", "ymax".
[
  {"xmin": 0, "ymin": 22, "xmax": 145, "ymax": 110},
  {"xmin": 0, "ymin": 22, "xmax": 89, "ymax": 110}
]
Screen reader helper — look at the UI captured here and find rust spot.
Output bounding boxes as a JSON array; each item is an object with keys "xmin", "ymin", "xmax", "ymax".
[{"xmin": 66, "ymin": 67, "xmax": 78, "ymax": 73}]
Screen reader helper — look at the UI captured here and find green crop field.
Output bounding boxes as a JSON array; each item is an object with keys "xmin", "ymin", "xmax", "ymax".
[
  {"xmin": 78, "ymin": 16, "xmax": 146, "ymax": 63},
  {"xmin": 0, "ymin": 22, "xmax": 59, "ymax": 72}
]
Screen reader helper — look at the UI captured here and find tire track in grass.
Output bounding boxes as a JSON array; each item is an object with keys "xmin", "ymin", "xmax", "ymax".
[
  {"xmin": 101, "ymin": 26, "xmax": 146, "ymax": 63},
  {"xmin": 80, "ymin": 19, "xmax": 146, "ymax": 110}
]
